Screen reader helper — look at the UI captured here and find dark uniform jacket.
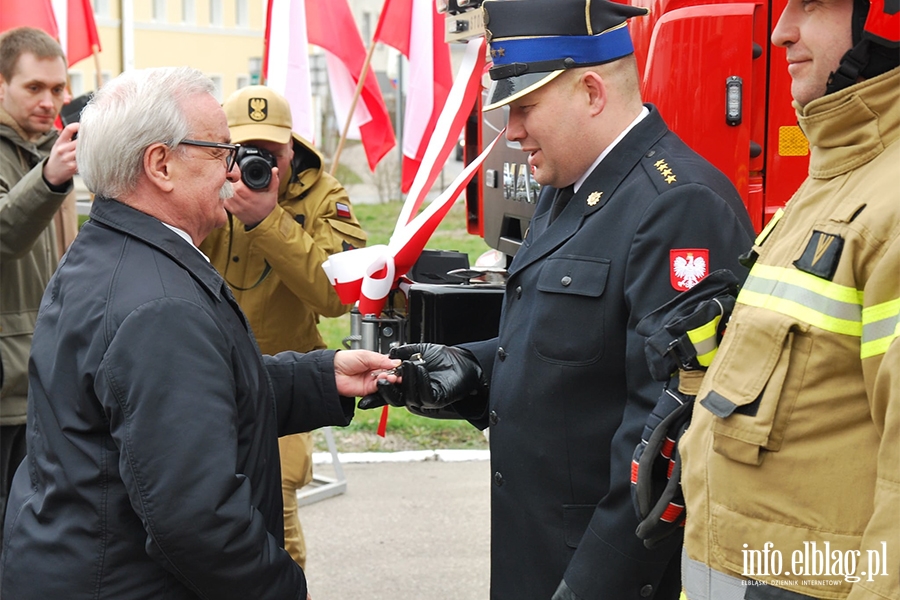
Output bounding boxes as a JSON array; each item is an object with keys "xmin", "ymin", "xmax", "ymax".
[
  {"xmin": 460, "ymin": 106, "xmax": 755, "ymax": 599},
  {"xmin": 0, "ymin": 197, "xmax": 354, "ymax": 599}
]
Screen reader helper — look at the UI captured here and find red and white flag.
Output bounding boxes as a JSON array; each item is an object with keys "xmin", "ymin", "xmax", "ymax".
[
  {"xmin": 373, "ymin": 0, "xmax": 454, "ymax": 193},
  {"xmin": 54, "ymin": 0, "xmax": 102, "ymax": 66},
  {"xmin": 0, "ymin": 0, "xmax": 58, "ymax": 37},
  {"xmin": 0, "ymin": 0, "xmax": 100, "ymax": 66},
  {"xmin": 263, "ymin": 0, "xmax": 314, "ymax": 140},
  {"xmin": 393, "ymin": 36, "xmax": 485, "ymax": 233},
  {"xmin": 265, "ymin": 0, "xmax": 396, "ymax": 171}
]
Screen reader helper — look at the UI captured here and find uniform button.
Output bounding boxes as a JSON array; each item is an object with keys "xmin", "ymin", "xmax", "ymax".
[
  {"xmin": 561, "ymin": 275, "xmax": 572, "ymax": 286},
  {"xmin": 232, "ymin": 256, "xmax": 240, "ymax": 262},
  {"xmin": 497, "ymin": 347, "xmax": 507, "ymax": 360},
  {"xmin": 493, "ymin": 471, "xmax": 504, "ymax": 487},
  {"xmin": 515, "ymin": 285, "xmax": 522, "ymax": 299},
  {"xmin": 489, "ymin": 410, "xmax": 499, "ymax": 426},
  {"xmin": 640, "ymin": 584, "xmax": 653, "ymax": 597}
]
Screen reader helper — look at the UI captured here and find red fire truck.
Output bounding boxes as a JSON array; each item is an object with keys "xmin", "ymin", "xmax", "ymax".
[
  {"xmin": 352, "ymin": 0, "xmax": 813, "ymax": 351},
  {"xmin": 459, "ymin": 0, "xmax": 810, "ymax": 255}
]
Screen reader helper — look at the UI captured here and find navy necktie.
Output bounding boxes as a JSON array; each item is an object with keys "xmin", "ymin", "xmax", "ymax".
[{"xmin": 549, "ymin": 185, "xmax": 574, "ymax": 224}]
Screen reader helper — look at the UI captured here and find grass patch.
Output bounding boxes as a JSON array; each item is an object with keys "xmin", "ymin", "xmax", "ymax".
[
  {"xmin": 346, "ymin": 199, "xmax": 491, "ymax": 261},
  {"xmin": 313, "ymin": 407, "xmax": 487, "ymax": 453},
  {"xmin": 331, "ymin": 162, "xmax": 363, "ymax": 186}
]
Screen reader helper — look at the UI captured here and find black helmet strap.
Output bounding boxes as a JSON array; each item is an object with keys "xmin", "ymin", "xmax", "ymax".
[
  {"xmin": 826, "ymin": 39, "xmax": 871, "ymax": 95},
  {"xmin": 826, "ymin": 0, "xmax": 900, "ymax": 95}
]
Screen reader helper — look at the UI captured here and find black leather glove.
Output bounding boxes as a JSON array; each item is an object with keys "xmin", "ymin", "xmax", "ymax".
[{"xmin": 358, "ymin": 343, "xmax": 485, "ymax": 412}]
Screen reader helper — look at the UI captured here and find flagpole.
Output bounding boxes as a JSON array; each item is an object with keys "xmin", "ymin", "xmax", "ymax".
[
  {"xmin": 92, "ymin": 45, "xmax": 102, "ymax": 89},
  {"xmin": 329, "ymin": 38, "xmax": 378, "ymax": 176}
]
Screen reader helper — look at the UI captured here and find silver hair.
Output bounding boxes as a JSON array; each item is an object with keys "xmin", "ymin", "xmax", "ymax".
[{"xmin": 77, "ymin": 66, "xmax": 216, "ymax": 198}]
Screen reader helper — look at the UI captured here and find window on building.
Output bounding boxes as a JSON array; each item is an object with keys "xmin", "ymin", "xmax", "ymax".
[
  {"xmin": 237, "ymin": 75, "xmax": 249, "ymax": 90},
  {"xmin": 68, "ymin": 71, "xmax": 84, "ymax": 97},
  {"xmin": 362, "ymin": 12, "xmax": 372, "ymax": 45},
  {"xmin": 101, "ymin": 71, "xmax": 112, "ymax": 87},
  {"xmin": 210, "ymin": 75, "xmax": 223, "ymax": 102},
  {"xmin": 247, "ymin": 57, "xmax": 262, "ymax": 85},
  {"xmin": 94, "ymin": 0, "xmax": 110, "ymax": 17},
  {"xmin": 153, "ymin": 0, "xmax": 166, "ymax": 21},
  {"xmin": 182, "ymin": 0, "xmax": 195, "ymax": 23},
  {"xmin": 209, "ymin": 0, "xmax": 223, "ymax": 25},
  {"xmin": 236, "ymin": 0, "xmax": 249, "ymax": 27}
]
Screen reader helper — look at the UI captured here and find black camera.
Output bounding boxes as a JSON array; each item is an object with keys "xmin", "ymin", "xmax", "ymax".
[
  {"xmin": 236, "ymin": 145, "xmax": 277, "ymax": 190},
  {"xmin": 59, "ymin": 92, "xmax": 94, "ymax": 140}
]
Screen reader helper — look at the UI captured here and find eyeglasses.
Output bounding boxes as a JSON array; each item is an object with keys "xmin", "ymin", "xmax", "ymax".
[{"xmin": 178, "ymin": 138, "xmax": 240, "ymax": 172}]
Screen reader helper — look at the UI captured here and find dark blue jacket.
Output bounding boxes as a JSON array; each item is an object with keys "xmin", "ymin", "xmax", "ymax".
[
  {"xmin": 1, "ymin": 197, "xmax": 353, "ymax": 599},
  {"xmin": 460, "ymin": 106, "xmax": 755, "ymax": 600}
]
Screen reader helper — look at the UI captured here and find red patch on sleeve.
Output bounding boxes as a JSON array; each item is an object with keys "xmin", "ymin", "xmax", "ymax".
[
  {"xmin": 670, "ymin": 249, "xmax": 709, "ymax": 290},
  {"xmin": 336, "ymin": 202, "xmax": 351, "ymax": 219}
]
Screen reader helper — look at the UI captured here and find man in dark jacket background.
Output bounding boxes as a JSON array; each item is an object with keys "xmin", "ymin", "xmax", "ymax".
[
  {"xmin": 360, "ymin": 1, "xmax": 755, "ymax": 598},
  {"xmin": 0, "ymin": 66, "xmax": 397, "ymax": 600},
  {"xmin": 0, "ymin": 27, "xmax": 79, "ymax": 544}
]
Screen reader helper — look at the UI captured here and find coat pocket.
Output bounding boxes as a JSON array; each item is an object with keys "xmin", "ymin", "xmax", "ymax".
[
  {"xmin": 710, "ymin": 503, "xmax": 859, "ymax": 598},
  {"xmin": 562, "ymin": 504, "xmax": 595, "ymax": 549},
  {"xmin": 700, "ymin": 319, "xmax": 812, "ymax": 465},
  {"xmin": 326, "ymin": 218, "xmax": 368, "ymax": 250},
  {"xmin": 0, "ymin": 312, "xmax": 35, "ymax": 409},
  {"xmin": 533, "ymin": 255, "xmax": 610, "ymax": 365}
]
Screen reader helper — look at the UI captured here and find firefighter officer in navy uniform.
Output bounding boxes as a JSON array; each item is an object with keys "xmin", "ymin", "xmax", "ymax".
[{"xmin": 360, "ymin": 1, "xmax": 755, "ymax": 598}]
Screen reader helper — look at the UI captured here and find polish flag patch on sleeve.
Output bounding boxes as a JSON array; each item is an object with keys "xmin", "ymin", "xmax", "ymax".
[
  {"xmin": 670, "ymin": 249, "xmax": 709, "ymax": 290},
  {"xmin": 335, "ymin": 202, "xmax": 352, "ymax": 219}
]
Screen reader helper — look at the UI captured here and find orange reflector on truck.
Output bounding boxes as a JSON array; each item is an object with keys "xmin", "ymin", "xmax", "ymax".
[{"xmin": 778, "ymin": 125, "xmax": 809, "ymax": 156}]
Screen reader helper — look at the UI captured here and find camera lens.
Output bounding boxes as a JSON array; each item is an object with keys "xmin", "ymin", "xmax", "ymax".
[
  {"xmin": 241, "ymin": 156, "xmax": 272, "ymax": 190},
  {"xmin": 236, "ymin": 146, "xmax": 277, "ymax": 190}
]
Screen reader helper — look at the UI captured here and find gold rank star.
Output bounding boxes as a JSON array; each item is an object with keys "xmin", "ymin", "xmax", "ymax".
[
  {"xmin": 587, "ymin": 191, "xmax": 603, "ymax": 206},
  {"xmin": 490, "ymin": 47, "xmax": 506, "ymax": 58},
  {"xmin": 654, "ymin": 159, "xmax": 677, "ymax": 184}
]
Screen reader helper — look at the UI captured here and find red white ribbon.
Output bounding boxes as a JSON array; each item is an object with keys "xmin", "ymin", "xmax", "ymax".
[
  {"xmin": 320, "ymin": 36, "xmax": 505, "ymax": 437},
  {"xmin": 394, "ymin": 36, "xmax": 488, "ymax": 232}
]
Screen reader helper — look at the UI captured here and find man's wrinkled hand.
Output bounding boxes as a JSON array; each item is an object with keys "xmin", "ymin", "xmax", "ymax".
[{"xmin": 333, "ymin": 350, "xmax": 399, "ymax": 398}]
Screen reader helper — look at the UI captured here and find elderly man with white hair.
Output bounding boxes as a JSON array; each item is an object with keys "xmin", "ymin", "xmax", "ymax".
[{"xmin": 0, "ymin": 66, "xmax": 397, "ymax": 600}]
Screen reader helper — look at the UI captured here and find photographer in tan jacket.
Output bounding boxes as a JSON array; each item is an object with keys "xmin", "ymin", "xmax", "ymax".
[{"xmin": 200, "ymin": 85, "xmax": 366, "ymax": 570}]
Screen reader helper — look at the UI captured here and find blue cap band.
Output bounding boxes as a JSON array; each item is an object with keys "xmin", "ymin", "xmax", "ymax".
[{"xmin": 490, "ymin": 25, "xmax": 635, "ymax": 71}]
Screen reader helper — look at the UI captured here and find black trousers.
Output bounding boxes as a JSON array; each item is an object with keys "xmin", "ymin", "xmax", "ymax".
[{"xmin": 0, "ymin": 424, "xmax": 27, "ymax": 552}]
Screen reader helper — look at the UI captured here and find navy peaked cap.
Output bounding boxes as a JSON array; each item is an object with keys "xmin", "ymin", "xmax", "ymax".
[
  {"xmin": 484, "ymin": 0, "xmax": 648, "ymax": 40},
  {"xmin": 482, "ymin": 0, "xmax": 648, "ymax": 111}
]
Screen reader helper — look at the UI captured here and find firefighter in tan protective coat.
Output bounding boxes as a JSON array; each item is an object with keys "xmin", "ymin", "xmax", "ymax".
[
  {"xmin": 200, "ymin": 86, "xmax": 366, "ymax": 570},
  {"xmin": 680, "ymin": 1, "xmax": 899, "ymax": 599}
]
